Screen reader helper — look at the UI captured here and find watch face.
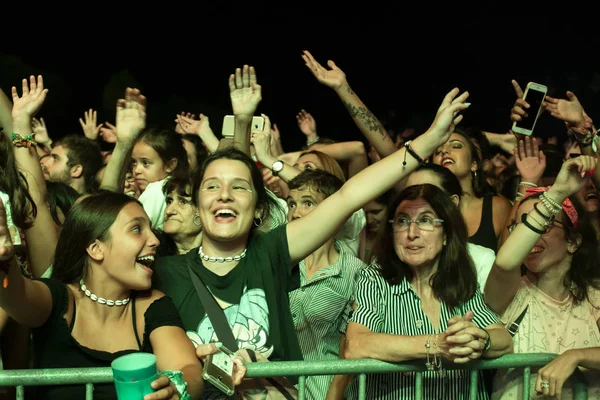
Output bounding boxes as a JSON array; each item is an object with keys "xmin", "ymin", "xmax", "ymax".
[{"xmin": 273, "ymin": 161, "xmax": 283, "ymax": 172}]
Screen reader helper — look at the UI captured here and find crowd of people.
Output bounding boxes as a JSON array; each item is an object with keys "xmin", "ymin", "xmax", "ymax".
[{"xmin": 0, "ymin": 50, "xmax": 599, "ymax": 399}]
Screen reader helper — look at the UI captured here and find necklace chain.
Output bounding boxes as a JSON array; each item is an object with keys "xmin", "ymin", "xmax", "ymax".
[
  {"xmin": 198, "ymin": 246, "xmax": 247, "ymax": 263},
  {"xmin": 79, "ymin": 280, "xmax": 130, "ymax": 306}
]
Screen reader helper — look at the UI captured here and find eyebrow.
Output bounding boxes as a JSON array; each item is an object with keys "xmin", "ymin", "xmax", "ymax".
[
  {"xmin": 128, "ymin": 216, "xmax": 147, "ymax": 225},
  {"xmin": 203, "ymin": 177, "xmax": 252, "ymax": 185},
  {"xmin": 395, "ymin": 210, "xmax": 436, "ymax": 218},
  {"xmin": 449, "ymin": 139, "xmax": 464, "ymax": 145}
]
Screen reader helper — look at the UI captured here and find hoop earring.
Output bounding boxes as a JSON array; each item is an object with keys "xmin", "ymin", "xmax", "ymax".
[
  {"xmin": 253, "ymin": 217, "xmax": 263, "ymax": 227},
  {"xmin": 193, "ymin": 213, "xmax": 202, "ymax": 227}
]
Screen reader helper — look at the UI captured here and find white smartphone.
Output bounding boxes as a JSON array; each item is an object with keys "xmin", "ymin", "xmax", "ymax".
[
  {"xmin": 202, "ymin": 344, "xmax": 236, "ymax": 396},
  {"xmin": 511, "ymin": 82, "xmax": 548, "ymax": 136},
  {"xmin": 222, "ymin": 115, "xmax": 266, "ymax": 138}
]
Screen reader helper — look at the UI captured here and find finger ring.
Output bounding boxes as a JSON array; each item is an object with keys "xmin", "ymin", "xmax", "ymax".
[{"xmin": 540, "ymin": 380, "xmax": 550, "ymax": 389}]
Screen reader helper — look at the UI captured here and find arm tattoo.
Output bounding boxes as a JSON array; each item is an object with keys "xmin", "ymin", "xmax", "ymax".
[{"xmin": 342, "ymin": 101, "xmax": 386, "ymax": 136}]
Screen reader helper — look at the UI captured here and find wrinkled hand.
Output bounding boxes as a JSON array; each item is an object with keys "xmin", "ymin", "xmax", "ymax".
[
  {"xmin": 11, "ymin": 75, "xmax": 49, "ymax": 121},
  {"xmin": 99, "ymin": 122, "xmax": 117, "ymax": 143},
  {"xmin": 551, "ymin": 156, "xmax": 597, "ymax": 200},
  {"xmin": 196, "ymin": 343, "xmax": 246, "ymax": 386},
  {"xmin": 535, "ymin": 350, "xmax": 581, "ymax": 400},
  {"xmin": 544, "ymin": 91, "xmax": 586, "ymax": 128},
  {"xmin": 514, "ymin": 136, "xmax": 546, "ymax": 183},
  {"xmin": 296, "ymin": 109, "xmax": 317, "ymax": 137},
  {"xmin": 229, "ymin": 65, "xmax": 262, "ymax": 118},
  {"xmin": 174, "ymin": 112, "xmax": 196, "ymax": 134},
  {"xmin": 79, "ymin": 109, "xmax": 103, "ymax": 140},
  {"xmin": 250, "ymin": 114, "xmax": 273, "ymax": 162},
  {"xmin": 32, "ymin": 117, "xmax": 51, "ymax": 145},
  {"xmin": 115, "ymin": 88, "xmax": 146, "ymax": 143},
  {"xmin": 301, "ymin": 50, "xmax": 347, "ymax": 91},
  {"xmin": 443, "ymin": 314, "xmax": 488, "ymax": 363},
  {"xmin": 428, "ymin": 88, "xmax": 470, "ymax": 145},
  {"xmin": 0, "ymin": 199, "xmax": 15, "ymax": 262},
  {"xmin": 143, "ymin": 375, "xmax": 179, "ymax": 400}
]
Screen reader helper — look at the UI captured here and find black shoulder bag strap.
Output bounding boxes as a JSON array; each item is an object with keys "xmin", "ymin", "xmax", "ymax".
[
  {"xmin": 507, "ymin": 305, "xmax": 528, "ymax": 337},
  {"xmin": 187, "ymin": 260, "xmax": 238, "ymax": 352},
  {"xmin": 187, "ymin": 260, "xmax": 296, "ymax": 400}
]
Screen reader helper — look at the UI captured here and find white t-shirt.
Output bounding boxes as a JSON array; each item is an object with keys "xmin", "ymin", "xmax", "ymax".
[
  {"xmin": 138, "ymin": 177, "xmax": 170, "ymax": 231},
  {"xmin": 466, "ymin": 242, "xmax": 496, "ymax": 292}
]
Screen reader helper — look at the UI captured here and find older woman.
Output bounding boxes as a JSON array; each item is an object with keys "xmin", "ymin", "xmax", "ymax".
[
  {"xmin": 343, "ymin": 184, "xmax": 513, "ymax": 399},
  {"xmin": 0, "ymin": 192, "xmax": 204, "ymax": 400},
  {"xmin": 486, "ymin": 156, "xmax": 600, "ymax": 400}
]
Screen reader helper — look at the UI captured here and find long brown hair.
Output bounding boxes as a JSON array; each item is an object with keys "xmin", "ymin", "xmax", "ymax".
[
  {"xmin": 0, "ymin": 132, "xmax": 37, "ymax": 229},
  {"xmin": 376, "ymin": 184, "xmax": 477, "ymax": 308}
]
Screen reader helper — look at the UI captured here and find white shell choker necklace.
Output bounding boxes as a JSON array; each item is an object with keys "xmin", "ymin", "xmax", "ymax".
[
  {"xmin": 79, "ymin": 280, "xmax": 130, "ymax": 306},
  {"xmin": 198, "ymin": 246, "xmax": 247, "ymax": 263}
]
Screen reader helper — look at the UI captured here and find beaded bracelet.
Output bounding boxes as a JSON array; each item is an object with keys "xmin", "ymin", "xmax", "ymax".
[{"xmin": 12, "ymin": 132, "xmax": 37, "ymax": 148}]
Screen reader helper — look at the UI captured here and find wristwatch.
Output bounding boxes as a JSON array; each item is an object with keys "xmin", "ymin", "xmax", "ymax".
[{"xmin": 271, "ymin": 160, "xmax": 284, "ymax": 177}]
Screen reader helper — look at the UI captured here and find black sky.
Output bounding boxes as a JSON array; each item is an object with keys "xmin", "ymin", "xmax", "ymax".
[{"xmin": 2, "ymin": 10, "xmax": 597, "ymax": 152}]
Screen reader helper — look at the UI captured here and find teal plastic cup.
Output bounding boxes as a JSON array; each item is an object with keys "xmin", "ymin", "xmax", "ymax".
[
  {"xmin": 113, "ymin": 373, "xmax": 158, "ymax": 400},
  {"xmin": 111, "ymin": 353, "xmax": 157, "ymax": 383}
]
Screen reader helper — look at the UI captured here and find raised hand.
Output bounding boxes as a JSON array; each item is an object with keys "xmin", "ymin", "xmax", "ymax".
[
  {"xmin": 250, "ymin": 114, "xmax": 273, "ymax": 162},
  {"xmin": 99, "ymin": 122, "xmax": 117, "ymax": 143},
  {"xmin": 296, "ymin": 109, "xmax": 317, "ymax": 137},
  {"xmin": 549, "ymin": 156, "xmax": 597, "ymax": 202},
  {"xmin": 229, "ymin": 65, "xmax": 262, "ymax": 119},
  {"xmin": 174, "ymin": 111, "xmax": 196, "ymax": 134},
  {"xmin": 543, "ymin": 91, "xmax": 586, "ymax": 128},
  {"xmin": 32, "ymin": 117, "xmax": 51, "ymax": 145},
  {"xmin": 11, "ymin": 75, "xmax": 49, "ymax": 121},
  {"xmin": 428, "ymin": 88, "xmax": 470, "ymax": 146},
  {"xmin": 115, "ymin": 88, "xmax": 146, "ymax": 144},
  {"xmin": 301, "ymin": 50, "xmax": 347, "ymax": 91},
  {"xmin": 514, "ymin": 136, "xmax": 546, "ymax": 184},
  {"xmin": 79, "ymin": 109, "xmax": 102, "ymax": 140}
]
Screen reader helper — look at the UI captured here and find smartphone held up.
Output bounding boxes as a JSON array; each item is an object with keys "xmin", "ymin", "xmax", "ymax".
[{"xmin": 512, "ymin": 82, "xmax": 548, "ymax": 136}]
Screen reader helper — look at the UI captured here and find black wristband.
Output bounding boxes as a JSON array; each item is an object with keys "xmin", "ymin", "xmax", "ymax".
[
  {"xmin": 403, "ymin": 140, "xmax": 426, "ymax": 166},
  {"xmin": 523, "ymin": 214, "xmax": 545, "ymax": 234}
]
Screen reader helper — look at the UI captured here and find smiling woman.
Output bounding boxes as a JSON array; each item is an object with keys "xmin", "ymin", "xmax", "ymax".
[{"xmin": 0, "ymin": 192, "xmax": 204, "ymax": 400}]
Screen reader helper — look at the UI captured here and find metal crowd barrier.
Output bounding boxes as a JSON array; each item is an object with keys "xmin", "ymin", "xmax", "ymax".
[{"xmin": 0, "ymin": 353, "xmax": 588, "ymax": 399}]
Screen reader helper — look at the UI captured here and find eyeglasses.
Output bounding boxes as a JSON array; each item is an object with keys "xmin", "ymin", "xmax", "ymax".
[
  {"xmin": 389, "ymin": 216, "xmax": 444, "ymax": 232},
  {"xmin": 507, "ymin": 213, "xmax": 564, "ymax": 234}
]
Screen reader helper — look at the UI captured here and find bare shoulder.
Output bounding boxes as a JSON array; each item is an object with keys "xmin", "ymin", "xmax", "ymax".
[{"xmin": 135, "ymin": 289, "xmax": 167, "ymax": 309}]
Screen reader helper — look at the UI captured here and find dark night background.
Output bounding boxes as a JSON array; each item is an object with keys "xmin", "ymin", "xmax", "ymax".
[{"xmin": 2, "ymin": 9, "xmax": 597, "ymax": 153}]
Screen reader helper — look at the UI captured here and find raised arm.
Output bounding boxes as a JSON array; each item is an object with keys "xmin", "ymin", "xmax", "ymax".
[
  {"xmin": 229, "ymin": 65, "xmax": 261, "ymax": 155},
  {"xmin": 101, "ymin": 88, "xmax": 146, "ymax": 193},
  {"xmin": 286, "ymin": 88, "xmax": 470, "ymax": 264},
  {"xmin": 0, "ymin": 198, "xmax": 52, "ymax": 328},
  {"xmin": 485, "ymin": 156, "xmax": 597, "ymax": 314},
  {"xmin": 302, "ymin": 50, "xmax": 397, "ymax": 158}
]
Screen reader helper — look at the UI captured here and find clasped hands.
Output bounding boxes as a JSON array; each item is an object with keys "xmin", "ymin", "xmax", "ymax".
[{"xmin": 438, "ymin": 311, "xmax": 489, "ymax": 364}]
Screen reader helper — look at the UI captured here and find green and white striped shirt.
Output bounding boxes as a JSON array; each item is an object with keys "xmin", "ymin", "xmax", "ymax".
[
  {"xmin": 289, "ymin": 241, "xmax": 366, "ymax": 399},
  {"xmin": 349, "ymin": 265, "xmax": 501, "ymax": 399}
]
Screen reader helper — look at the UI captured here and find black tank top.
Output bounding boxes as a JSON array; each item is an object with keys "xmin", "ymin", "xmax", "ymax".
[{"xmin": 468, "ymin": 195, "xmax": 498, "ymax": 253}]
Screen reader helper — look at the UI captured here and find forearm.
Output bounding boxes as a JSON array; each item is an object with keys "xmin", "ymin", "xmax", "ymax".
[
  {"xmin": 570, "ymin": 348, "xmax": 600, "ymax": 371},
  {"xmin": 180, "ymin": 364, "xmax": 204, "ymax": 400},
  {"xmin": 101, "ymin": 139, "xmax": 135, "ymax": 193},
  {"xmin": 325, "ymin": 375, "xmax": 353, "ymax": 400},
  {"xmin": 12, "ymin": 116, "xmax": 48, "ymax": 201},
  {"xmin": 198, "ymin": 130, "xmax": 220, "ymax": 154},
  {"xmin": 335, "ymin": 83, "xmax": 397, "ymax": 158},
  {"xmin": 346, "ymin": 331, "xmax": 429, "ymax": 362},
  {"xmin": 482, "ymin": 326, "xmax": 513, "ymax": 359},
  {"xmin": 233, "ymin": 117, "xmax": 251, "ymax": 155},
  {"xmin": 336, "ymin": 130, "xmax": 438, "ymax": 210},
  {"xmin": 257, "ymin": 153, "xmax": 300, "ymax": 183}
]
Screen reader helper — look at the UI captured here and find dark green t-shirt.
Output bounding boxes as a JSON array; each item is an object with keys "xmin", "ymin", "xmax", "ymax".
[{"xmin": 154, "ymin": 225, "xmax": 302, "ymax": 365}]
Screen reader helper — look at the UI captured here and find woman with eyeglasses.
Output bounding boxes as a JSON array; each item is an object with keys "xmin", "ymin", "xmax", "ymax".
[
  {"xmin": 485, "ymin": 156, "xmax": 600, "ymax": 400},
  {"xmin": 341, "ymin": 184, "xmax": 513, "ymax": 399}
]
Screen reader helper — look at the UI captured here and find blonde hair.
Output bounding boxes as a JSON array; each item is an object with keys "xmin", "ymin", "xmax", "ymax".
[{"xmin": 298, "ymin": 150, "xmax": 345, "ymax": 182}]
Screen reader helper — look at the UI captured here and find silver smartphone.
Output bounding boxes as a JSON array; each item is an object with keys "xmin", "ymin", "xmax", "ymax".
[
  {"xmin": 222, "ymin": 115, "xmax": 266, "ymax": 138},
  {"xmin": 203, "ymin": 344, "xmax": 236, "ymax": 396},
  {"xmin": 511, "ymin": 82, "xmax": 548, "ymax": 136}
]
